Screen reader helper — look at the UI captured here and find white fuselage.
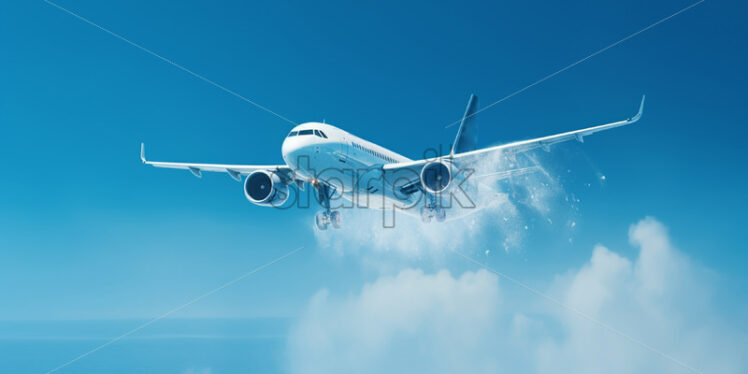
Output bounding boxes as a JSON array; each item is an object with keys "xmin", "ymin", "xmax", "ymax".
[{"xmin": 281, "ymin": 122, "xmax": 413, "ymax": 209}]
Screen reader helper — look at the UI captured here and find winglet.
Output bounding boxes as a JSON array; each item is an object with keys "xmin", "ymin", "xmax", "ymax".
[
  {"xmin": 631, "ymin": 95, "xmax": 645, "ymax": 122},
  {"xmin": 140, "ymin": 142, "xmax": 147, "ymax": 163}
]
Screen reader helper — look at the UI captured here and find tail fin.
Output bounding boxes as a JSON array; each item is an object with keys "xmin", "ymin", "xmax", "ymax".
[{"xmin": 450, "ymin": 94, "xmax": 479, "ymax": 156}]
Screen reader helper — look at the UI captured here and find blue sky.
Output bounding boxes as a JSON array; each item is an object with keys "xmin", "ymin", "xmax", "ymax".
[{"xmin": 1, "ymin": 0, "xmax": 747, "ymax": 372}]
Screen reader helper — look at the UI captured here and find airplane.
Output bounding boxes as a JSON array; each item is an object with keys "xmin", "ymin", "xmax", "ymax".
[{"xmin": 141, "ymin": 94, "xmax": 645, "ymax": 230}]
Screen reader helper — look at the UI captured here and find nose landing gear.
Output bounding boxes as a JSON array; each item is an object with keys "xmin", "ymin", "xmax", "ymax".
[{"xmin": 420, "ymin": 205, "xmax": 446, "ymax": 223}]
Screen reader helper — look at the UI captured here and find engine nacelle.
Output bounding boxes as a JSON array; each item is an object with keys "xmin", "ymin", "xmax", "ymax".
[
  {"xmin": 420, "ymin": 161, "xmax": 452, "ymax": 194},
  {"xmin": 244, "ymin": 170, "xmax": 289, "ymax": 207}
]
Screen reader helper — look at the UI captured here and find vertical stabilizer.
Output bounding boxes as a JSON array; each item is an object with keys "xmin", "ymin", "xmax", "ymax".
[{"xmin": 451, "ymin": 94, "xmax": 479, "ymax": 156}]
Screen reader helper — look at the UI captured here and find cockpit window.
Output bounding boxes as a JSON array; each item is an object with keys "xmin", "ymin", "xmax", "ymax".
[{"xmin": 292, "ymin": 129, "xmax": 327, "ymax": 138}]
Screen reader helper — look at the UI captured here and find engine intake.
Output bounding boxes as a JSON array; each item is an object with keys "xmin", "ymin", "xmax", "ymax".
[
  {"xmin": 244, "ymin": 170, "xmax": 289, "ymax": 207},
  {"xmin": 420, "ymin": 161, "xmax": 452, "ymax": 194}
]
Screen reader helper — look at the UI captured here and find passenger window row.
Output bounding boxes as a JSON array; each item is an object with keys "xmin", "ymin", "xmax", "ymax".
[
  {"xmin": 352, "ymin": 142, "xmax": 395, "ymax": 163},
  {"xmin": 287, "ymin": 129, "xmax": 327, "ymax": 138}
]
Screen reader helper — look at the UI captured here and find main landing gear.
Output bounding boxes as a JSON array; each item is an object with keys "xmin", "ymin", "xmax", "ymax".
[
  {"xmin": 315, "ymin": 210, "xmax": 341, "ymax": 230},
  {"xmin": 314, "ymin": 182, "xmax": 342, "ymax": 230}
]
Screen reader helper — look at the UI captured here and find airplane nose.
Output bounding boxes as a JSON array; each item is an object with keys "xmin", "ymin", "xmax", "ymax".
[
  {"xmin": 282, "ymin": 127, "xmax": 321, "ymax": 168},
  {"xmin": 281, "ymin": 137, "xmax": 294, "ymax": 158},
  {"xmin": 281, "ymin": 136, "xmax": 303, "ymax": 167}
]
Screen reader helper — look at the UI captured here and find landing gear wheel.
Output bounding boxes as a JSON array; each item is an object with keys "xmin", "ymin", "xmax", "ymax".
[
  {"xmin": 420, "ymin": 207, "xmax": 432, "ymax": 223},
  {"xmin": 434, "ymin": 207, "xmax": 446, "ymax": 222},
  {"xmin": 315, "ymin": 211, "xmax": 329, "ymax": 231},
  {"xmin": 330, "ymin": 210, "xmax": 342, "ymax": 229}
]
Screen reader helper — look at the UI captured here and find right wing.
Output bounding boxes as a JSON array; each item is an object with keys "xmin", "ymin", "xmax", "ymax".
[{"xmin": 140, "ymin": 143, "xmax": 294, "ymax": 182}]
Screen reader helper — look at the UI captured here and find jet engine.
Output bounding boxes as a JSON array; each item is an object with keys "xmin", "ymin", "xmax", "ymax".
[
  {"xmin": 420, "ymin": 161, "xmax": 452, "ymax": 194},
  {"xmin": 244, "ymin": 170, "xmax": 289, "ymax": 207}
]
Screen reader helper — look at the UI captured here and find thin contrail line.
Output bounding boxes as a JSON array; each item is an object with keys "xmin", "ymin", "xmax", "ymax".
[
  {"xmin": 45, "ymin": 246, "xmax": 305, "ymax": 374},
  {"xmin": 449, "ymin": 248, "xmax": 703, "ymax": 374},
  {"xmin": 43, "ymin": 0, "xmax": 298, "ymax": 126},
  {"xmin": 444, "ymin": 0, "xmax": 705, "ymax": 128}
]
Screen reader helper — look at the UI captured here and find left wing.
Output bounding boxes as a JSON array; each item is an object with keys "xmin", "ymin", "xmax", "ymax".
[
  {"xmin": 140, "ymin": 143, "xmax": 293, "ymax": 182},
  {"xmin": 384, "ymin": 95, "xmax": 645, "ymax": 192},
  {"xmin": 452, "ymin": 95, "xmax": 645, "ymax": 163}
]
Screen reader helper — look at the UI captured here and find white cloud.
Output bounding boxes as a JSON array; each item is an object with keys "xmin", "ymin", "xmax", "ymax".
[
  {"xmin": 313, "ymin": 151, "xmax": 566, "ymax": 260},
  {"xmin": 286, "ymin": 269, "xmax": 502, "ymax": 374},
  {"xmin": 289, "ymin": 218, "xmax": 746, "ymax": 373},
  {"xmin": 538, "ymin": 217, "xmax": 744, "ymax": 374}
]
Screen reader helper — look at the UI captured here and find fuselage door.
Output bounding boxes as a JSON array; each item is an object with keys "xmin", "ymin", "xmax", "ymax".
[{"xmin": 336, "ymin": 132, "xmax": 349, "ymax": 164}]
